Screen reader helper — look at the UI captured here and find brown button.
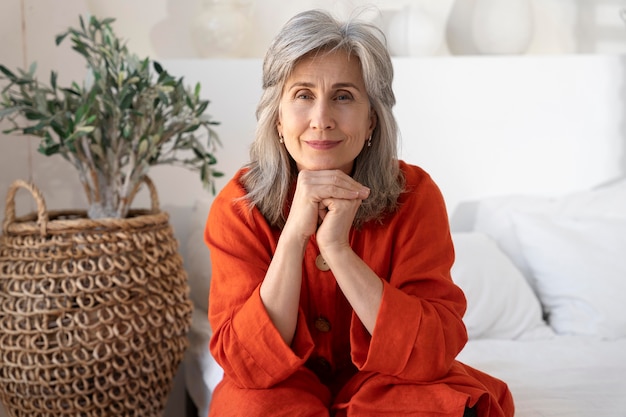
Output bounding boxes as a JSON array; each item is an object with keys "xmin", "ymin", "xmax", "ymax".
[
  {"xmin": 315, "ymin": 254, "xmax": 330, "ymax": 271},
  {"xmin": 305, "ymin": 356, "xmax": 333, "ymax": 383},
  {"xmin": 314, "ymin": 317, "xmax": 331, "ymax": 332}
]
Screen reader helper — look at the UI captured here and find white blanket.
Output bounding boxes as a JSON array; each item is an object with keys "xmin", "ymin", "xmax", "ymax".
[{"xmin": 458, "ymin": 336, "xmax": 626, "ymax": 417}]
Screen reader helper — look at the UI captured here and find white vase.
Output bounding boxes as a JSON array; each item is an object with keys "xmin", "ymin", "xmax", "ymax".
[
  {"xmin": 190, "ymin": 0, "xmax": 251, "ymax": 58},
  {"xmin": 446, "ymin": 0, "xmax": 534, "ymax": 55},
  {"xmin": 472, "ymin": 0, "xmax": 534, "ymax": 55},
  {"xmin": 446, "ymin": 0, "xmax": 480, "ymax": 55},
  {"xmin": 385, "ymin": 6, "xmax": 444, "ymax": 57}
]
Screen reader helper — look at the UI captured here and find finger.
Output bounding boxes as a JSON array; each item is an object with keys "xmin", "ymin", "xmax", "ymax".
[
  {"xmin": 318, "ymin": 204, "xmax": 328, "ymax": 222},
  {"xmin": 298, "ymin": 170, "xmax": 370, "ymax": 199}
]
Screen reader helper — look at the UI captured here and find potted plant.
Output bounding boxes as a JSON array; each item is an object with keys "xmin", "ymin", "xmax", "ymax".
[
  {"xmin": 0, "ymin": 15, "xmax": 219, "ymax": 416},
  {"xmin": 0, "ymin": 15, "xmax": 221, "ymax": 219}
]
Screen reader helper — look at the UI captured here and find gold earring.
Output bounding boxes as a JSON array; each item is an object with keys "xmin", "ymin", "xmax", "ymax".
[
  {"xmin": 279, "ymin": 134, "xmax": 284, "ymax": 144},
  {"xmin": 367, "ymin": 135, "xmax": 372, "ymax": 147}
]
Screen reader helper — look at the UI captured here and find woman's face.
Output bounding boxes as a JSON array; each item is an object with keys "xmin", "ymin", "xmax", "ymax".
[{"xmin": 277, "ymin": 49, "xmax": 376, "ymax": 174}]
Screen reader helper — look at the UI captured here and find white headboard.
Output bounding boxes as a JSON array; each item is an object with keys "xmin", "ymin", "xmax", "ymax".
[
  {"xmin": 391, "ymin": 55, "xmax": 625, "ymax": 229},
  {"xmin": 155, "ymin": 55, "xmax": 625, "ymax": 235}
]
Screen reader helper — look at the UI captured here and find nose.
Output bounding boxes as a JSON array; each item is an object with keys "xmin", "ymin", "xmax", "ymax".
[{"xmin": 310, "ymin": 100, "xmax": 335, "ymax": 130}]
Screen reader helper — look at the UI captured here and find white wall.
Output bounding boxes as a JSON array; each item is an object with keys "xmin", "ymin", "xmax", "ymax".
[{"xmin": 159, "ymin": 55, "xmax": 625, "ymax": 220}]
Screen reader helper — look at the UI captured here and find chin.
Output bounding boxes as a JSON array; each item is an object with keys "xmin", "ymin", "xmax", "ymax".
[{"xmin": 299, "ymin": 159, "xmax": 353, "ymax": 173}]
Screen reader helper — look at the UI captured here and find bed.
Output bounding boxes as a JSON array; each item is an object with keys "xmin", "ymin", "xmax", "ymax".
[
  {"xmin": 161, "ymin": 55, "xmax": 626, "ymax": 416},
  {"xmin": 452, "ymin": 180, "xmax": 626, "ymax": 416},
  {"xmin": 182, "ymin": 178, "xmax": 626, "ymax": 417}
]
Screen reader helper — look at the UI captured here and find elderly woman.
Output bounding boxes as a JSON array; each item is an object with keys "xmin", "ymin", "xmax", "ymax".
[{"xmin": 205, "ymin": 9, "xmax": 514, "ymax": 417}]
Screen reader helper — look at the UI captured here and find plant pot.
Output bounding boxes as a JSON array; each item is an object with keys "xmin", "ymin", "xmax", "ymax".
[{"xmin": 0, "ymin": 178, "xmax": 193, "ymax": 417}]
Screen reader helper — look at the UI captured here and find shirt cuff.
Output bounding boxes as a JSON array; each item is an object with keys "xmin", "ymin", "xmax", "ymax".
[{"xmin": 230, "ymin": 286, "xmax": 315, "ymax": 387}]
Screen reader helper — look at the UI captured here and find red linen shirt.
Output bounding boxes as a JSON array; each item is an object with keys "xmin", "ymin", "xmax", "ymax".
[{"xmin": 205, "ymin": 160, "xmax": 514, "ymax": 416}]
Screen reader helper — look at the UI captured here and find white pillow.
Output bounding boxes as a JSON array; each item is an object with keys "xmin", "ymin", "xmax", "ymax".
[
  {"xmin": 185, "ymin": 198, "xmax": 214, "ymax": 312},
  {"xmin": 511, "ymin": 213, "xmax": 626, "ymax": 339},
  {"xmin": 451, "ymin": 232, "xmax": 550, "ymax": 340},
  {"xmin": 474, "ymin": 178, "xmax": 626, "ymax": 292}
]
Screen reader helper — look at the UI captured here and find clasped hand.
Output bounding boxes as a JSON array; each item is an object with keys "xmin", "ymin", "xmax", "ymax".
[{"xmin": 285, "ymin": 170, "xmax": 370, "ymax": 252}]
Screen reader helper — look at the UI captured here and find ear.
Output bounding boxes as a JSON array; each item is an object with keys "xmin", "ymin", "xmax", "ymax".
[
  {"xmin": 276, "ymin": 119, "xmax": 282, "ymax": 137},
  {"xmin": 368, "ymin": 110, "xmax": 377, "ymax": 136}
]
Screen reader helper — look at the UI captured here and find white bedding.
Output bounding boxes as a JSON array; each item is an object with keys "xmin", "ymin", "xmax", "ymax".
[{"xmin": 458, "ymin": 337, "xmax": 626, "ymax": 417}]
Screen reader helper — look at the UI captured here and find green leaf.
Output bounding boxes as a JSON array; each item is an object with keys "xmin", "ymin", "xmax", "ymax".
[
  {"xmin": 50, "ymin": 71, "xmax": 58, "ymax": 90},
  {"xmin": 200, "ymin": 164, "xmax": 207, "ymax": 183},
  {"xmin": 2, "ymin": 126, "xmax": 20, "ymax": 135},
  {"xmin": 50, "ymin": 120, "xmax": 67, "ymax": 138},
  {"xmin": 196, "ymin": 100, "xmax": 209, "ymax": 116},
  {"xmin": 72, "ymin": 42, "xmax": 89, "ymax": 59},
  {"xmin": 38, "ymin": 142, "xmax": 61, "ymax": 156},
  {"xmin": 0, "ymin": 65, "xmax": 17, "ymax": 80},
  {"xmin": 24, "ymin": 110, "xmax": 46, "ymax": 120},
  {"xmin": 61, "ymin": 87, "xmax": 81, "ymax": 97},
  {"xmin": 205, "ymin": 153, "xmax": 217, "ymax": 164},
  {"xmin": 119, "ymin": 91, "xmax": 133, "ymax": 110},
  {"xmin": 75, "ymin": 105, "xmax": 85, "ymax": 122},
  {"xmin": 79, "ymin": 15, "xmax": 87, "ymax": 33},
  {"xmin": 157, "ymin": 90, "xmax": 169, "ymax": 106},
  {"xmin": 55, "ymin": 32, "xmax": 69, "ymax": 46},
  {"xmin": 153, "ymin": 61, "xmax": 163, "ymax": 74},
  {"xmin": 23, "ymin": 121, "xmax": 46, "ymax": 135},
  {"xmin": 14, "ymin": 78, "xmax": 34, "ymax": 86},
  {"xmin": 192, "ymin": 147, "xmax": 204, "ymax": 159},
  {"xmin": 65, "ymin": 135, "xmax": 78, "ymax": 152},
  {"xmin": 183, "ymin": 124, "xmax": 200, "ymax": 133},
  {"xmin": 0, "ymin": 107, "xmax": 18, "ymax": 118}
]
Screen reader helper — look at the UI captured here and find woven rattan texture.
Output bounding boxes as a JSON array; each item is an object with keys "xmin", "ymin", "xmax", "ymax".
[{"xmin": 0, "ymin": 181, "xmax": 193, "ymax": 417}]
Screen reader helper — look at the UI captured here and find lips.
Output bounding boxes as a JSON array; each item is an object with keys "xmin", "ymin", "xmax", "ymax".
[{"xmin": 305, "ymin": 140, "xmax": 341, "ymax": 150}]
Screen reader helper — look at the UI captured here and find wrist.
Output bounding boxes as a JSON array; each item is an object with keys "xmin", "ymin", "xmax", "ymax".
[{"xmin": 318, "ymin": 243, "xmax": 353, "ymax": 266}]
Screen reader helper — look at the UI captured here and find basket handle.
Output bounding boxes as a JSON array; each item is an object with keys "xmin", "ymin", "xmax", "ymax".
[
  {"xmin": 2, "ymin": 179, "xmax": 49, "ymax": 236},
  {"xmin": 2, "ymin": 176, "xmax": 160, "ymax": 236},
  {"xmin": 129, "ymin": 175, "xmax": 160, "ymax": 213}
]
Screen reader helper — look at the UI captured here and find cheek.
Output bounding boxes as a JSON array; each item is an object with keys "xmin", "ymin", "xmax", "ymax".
[{"xmin": 280, "ymin": 107, "xmax": 308, "ymax": 132}]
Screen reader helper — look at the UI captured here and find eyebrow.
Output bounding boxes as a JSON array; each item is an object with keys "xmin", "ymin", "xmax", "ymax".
[{"xmin": 287, "ymin": 81, "xmax": 362, "ymax": 92}]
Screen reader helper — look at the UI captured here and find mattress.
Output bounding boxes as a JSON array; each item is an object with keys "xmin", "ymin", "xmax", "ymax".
[
  {"xmin": 457, "ymin": 336, "xmax": 626, "ymax": 417},
  {"xmin": 186, "ymin": 309, "xmax": 626, "ymax": 417}
]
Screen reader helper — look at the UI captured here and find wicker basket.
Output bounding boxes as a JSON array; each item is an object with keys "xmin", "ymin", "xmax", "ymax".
[{"xmin": 0, "ymin": 178, "xmax": 193, "ymax": 417}]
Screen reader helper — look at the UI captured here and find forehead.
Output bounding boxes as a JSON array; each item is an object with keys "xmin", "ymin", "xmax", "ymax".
[{"xmin": 288, "ymin": 49, "xmax": 364, "ymax": 84}]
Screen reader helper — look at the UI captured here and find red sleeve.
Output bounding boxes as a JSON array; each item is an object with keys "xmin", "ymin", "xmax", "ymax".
[
  {"xmin": 351, "ymin": 162, "xmax": 468, "ymax": 381},
  {"xmin": 205, "ymin": 171, "xmax": 314, "ymax": 389}
]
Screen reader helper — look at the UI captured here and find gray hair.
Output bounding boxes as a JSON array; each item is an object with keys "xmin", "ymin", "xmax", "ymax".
[{"xmin": 241, "ymin": 9, "xmax": 404, "ymax": 228}]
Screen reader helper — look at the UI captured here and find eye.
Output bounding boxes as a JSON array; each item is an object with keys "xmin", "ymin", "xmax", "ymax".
[
  {"xmin": 295, "ymin": 90, "xmax": 313, "ymax": 100},
  {"xmin": 335, "ymin": 91, "xmax": 354, "ymax": 101}
]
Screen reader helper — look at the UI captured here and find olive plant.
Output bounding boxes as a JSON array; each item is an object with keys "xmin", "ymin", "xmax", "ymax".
[{"xmin": 0, "ymin": 16, "xmax": 221, "ymax": 219}]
